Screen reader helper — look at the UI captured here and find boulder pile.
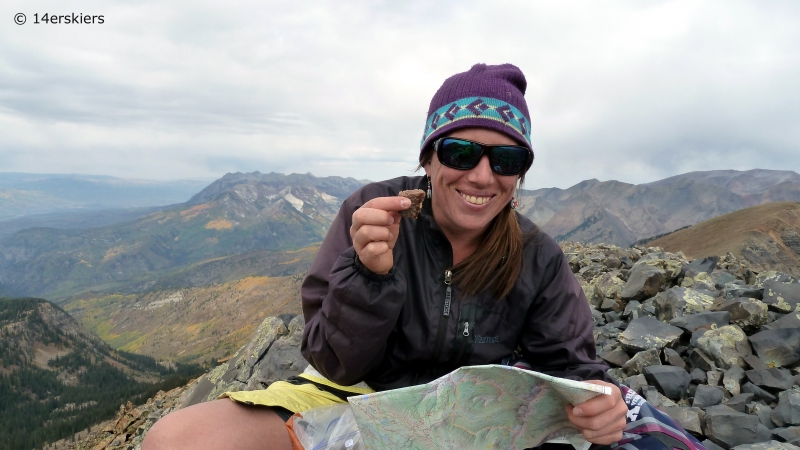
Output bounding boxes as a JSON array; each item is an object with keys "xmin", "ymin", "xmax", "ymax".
[
  {"xmin": 64, "ymin": 244, "xmax": 799, "ymax": 450},
  {"xmin": 564, "ymin": 243, "xmax": 800, "ymax": 449}
]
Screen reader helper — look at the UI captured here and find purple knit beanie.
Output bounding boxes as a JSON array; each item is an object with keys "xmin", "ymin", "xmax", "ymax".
[{"xmin": 419, "ymin": 63, "xmax": 533, "ymax": 164}]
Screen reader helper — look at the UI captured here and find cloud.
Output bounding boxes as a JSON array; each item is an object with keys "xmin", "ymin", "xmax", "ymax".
[{"xmin": 1, "ymin": 0, "xmax": 799, "ymax": 188}]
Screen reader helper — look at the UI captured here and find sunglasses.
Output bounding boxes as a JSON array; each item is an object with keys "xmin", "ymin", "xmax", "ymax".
[{"xmin": 434, "ymin": 137, "xmax": 533, "ymax": 176}]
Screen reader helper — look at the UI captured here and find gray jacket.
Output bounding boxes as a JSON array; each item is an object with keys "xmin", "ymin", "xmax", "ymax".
[{"xmin": 300, "ymin": 176, "xmax": 611, "ymax": 391}]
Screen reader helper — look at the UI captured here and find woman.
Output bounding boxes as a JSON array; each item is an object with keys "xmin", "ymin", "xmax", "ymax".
[{"xmin": 143, "ymin": 64, "xmax": 630, "ymax": 450}]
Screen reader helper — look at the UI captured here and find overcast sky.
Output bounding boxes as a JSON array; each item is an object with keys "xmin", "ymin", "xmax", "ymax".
[{"xmin": 1, "ymin": 0, "xmax": 799, "ymax": 189}]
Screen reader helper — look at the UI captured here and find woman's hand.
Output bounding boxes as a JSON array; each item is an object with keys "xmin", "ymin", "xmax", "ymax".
[
  {"xmin": 565, "ymin": 380, "xmax": 628, "ymax": 445},
  {"xmin": 350, "ymin": 196, "xmax": 411, "ymax": 274}
]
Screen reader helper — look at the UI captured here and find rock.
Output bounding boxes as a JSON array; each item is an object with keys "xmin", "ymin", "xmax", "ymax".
[
  {"xmin": 763, "ymin": 280, "xmax": 800, "ymax": 313},
  {"xmin": 773, "ymin": 388, "xmax": 800, "ymax": 427},
  {"xmin": 600, "ymin": 348, "xmax": 630, "ymax": 367},
  {"xmin": 688, "ymin": 347, "xmax": 717, "ymax": 371},
  {"xmin": 683, "ymin": 257, "xmax": 720, "ymax": 279},
  {"xmin": 723, "ymin": 393, "xmax": 756, "ymax": 413},
  {"xmin": 605, "ymin": 256, "xmax": 622, "ymax": 269},
  {"xmin": 711, "ymin": 271, "xmax": 740, "ymax": 290},
  {"xmin": 727, "ymin": 365, "xmax": 748, "ymax": 384},
  {"xmin": 705, "ymin": 405, "xmax": 775, "ymax": 448},
  {"xmin": 579, "ymin": 262, "xmax": 605, "ymax": 280},
  {"xmin": 622, "ymin": 300, "xmax": 642, "ymax": 320},
  {"xmin": 683, "ymin": 271, "xmax": 719, "ymax": 291},
  {"xmin": 731, "ymin": 441, "xmax": 800, "ymax": 450},
  {"xmin": 619, "ymin": 316, "xmax": 683, "ymax": 353},
  {"xmin": 716, "ymin": 298, "xmax": 770, "ymax": 330},
  {"xmin": 725, "ymin": 377, "xmax": 742, "ymax": 396},
  {"xmin": 599, "ymin": 297, "xmax": 617, "ymax": 311},
  {"xmin": 748, "ymin": 402, "xmax": 777, "ymax": 430},
  {"xmin": 725, "ymin": 285, "xmax": 764, "ymax": 300},
  {"xmin": 644, "ymin": 365, "xmax": 691, "ymax": 400},
  {"xmin": 178, "ymin": 316, "xmax": 306, "ymax": 408},
  {"xmin": 697, "ymin": 325, "xmax": 753, "ymax": 370},
  {"xmin": 703, "ymin": 439, "xmax": 728, "ymax": 450},
  {"xmin": 620, "ymin": 263, "xmax": 667, "ymax": 300},
  {"xmin": 641, "ymin": 299, "xmax": 657, "ymax": 317},
  {"xmin": 638, "ymin": 256, "xmax": 683, "ymax": 280},
  {"xmin": 742, "ymin": 382, "xmax": 779, "ymax": 404},
  {"xmin": 745, "ymin": 355, "xmax": 769, "ymax": 371},
  {"xmin": 643, "ymin": 385, "xmax": 678, "ymax": 408},
  {"xmin": 747, "ymin": 369, "xmax": 797, "ymax": 391},
  {"xmin": 691, "ymin": 367, "xmax": 708, "ymax": 384},
  {"xmin": 607, "ymin": 368, "xmax": 628, "ymax": 384},
  {"xmin": 707, "ymin": 369, "xmax": 723, "ymax": 386},
  {"xmin": 605, "ymin": 310, "xmax": 622, "ymax": 323},
  {"xmin": 665, "ymin": 347, "xmax": 687, "ymax": 369},
  {"xmin": 725, "ymin": 367, "xmax": 747, "ymax": 396},
  {"xmin": 750, "ymin": 328, "xmax": 800, "ymax": 368},
  {"xmin": 661, "ymin": 405, "xmax": 704, "ymax": 436},
  {"xmin": 590, "ymin": 307, "xmax": 605, "ymax": 326},
  {"xmin": 592, "ymin": 272, "xmax": 626, "ymax": 303},
  {"xmin": 670, "ymin": 311, "xmax": 731, "ymax": 333},
  {"xmin": 756, "ymin": 271, "xmax": 800, "ymax": 287},
  {"xmin": 773, "ymin": 427, "xmax": 800, "ymax": 444},
  {"xmin": 622, "ymin": 348, "xmax": 661, "ymax": 375},
  {"xmin": 693, "ymin": 385, "xmax": 726, "ymax": 409},
  {"xmin": 654, "ymin": 287, "xmax": 716, "ymax": 321},
  {"xmin": 624, "ymin": 374, "xmax": 649, "ymax": 394},
  {"xmin": 766, "ymin": 312, "xmax": 800, "ymax": 330}
]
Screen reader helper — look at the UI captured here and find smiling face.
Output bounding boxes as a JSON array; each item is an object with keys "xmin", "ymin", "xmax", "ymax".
[{"xmin": 423, "ymin": 127, "xmax": 520, "ymax": 243}]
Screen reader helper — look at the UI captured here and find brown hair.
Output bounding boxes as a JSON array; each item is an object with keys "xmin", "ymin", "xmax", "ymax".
[{"xmin": 418, "ymin": 150, "xmax": 526, "ymax": 299}]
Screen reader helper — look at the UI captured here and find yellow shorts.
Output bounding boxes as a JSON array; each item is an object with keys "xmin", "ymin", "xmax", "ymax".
[{"xmin": 220, "ymin": 366, "xmax": 374, "ymax": 413}]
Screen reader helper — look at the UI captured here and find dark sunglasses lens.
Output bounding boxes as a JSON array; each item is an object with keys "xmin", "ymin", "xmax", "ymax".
[
  {"xmin": 490, "ymin": 146, "xmax": 529, "ymax": 175},
  {"xmin": 439, "ymin": 139, "xmax": 482, "ymax": 169}
]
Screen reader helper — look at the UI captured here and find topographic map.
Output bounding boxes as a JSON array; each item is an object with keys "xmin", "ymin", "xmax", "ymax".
[{"xmin": 347, "ymin": 365, "xmax": 610, "ymax": 450}]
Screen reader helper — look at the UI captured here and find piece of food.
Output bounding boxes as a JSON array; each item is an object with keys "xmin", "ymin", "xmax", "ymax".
[{"xmin": 398, "ymin": 189, "xmax": 426, "ymax": 219}]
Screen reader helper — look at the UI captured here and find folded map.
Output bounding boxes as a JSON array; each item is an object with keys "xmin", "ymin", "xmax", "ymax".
[{"xmin": 347, "ymin": 364, "xmax": 611, "ymax": 450}]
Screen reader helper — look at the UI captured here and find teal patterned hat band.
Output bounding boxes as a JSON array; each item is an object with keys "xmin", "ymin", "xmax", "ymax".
[{"xmin": 420, "ymin": 64, "xmax": 533, "ymax": 164}]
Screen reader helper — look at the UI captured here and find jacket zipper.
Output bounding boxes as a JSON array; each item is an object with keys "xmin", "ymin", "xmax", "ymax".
[{"xmin": 431, "ymin": 269, "xmax": 453, "ymax": 363}]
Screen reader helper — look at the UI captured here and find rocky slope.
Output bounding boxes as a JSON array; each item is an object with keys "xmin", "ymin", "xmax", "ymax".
[
  {"xmin": 62, "ymin": 244, "xmax": 800, "ymax": 450},
  {"xmin": 518, "ymin": 169, "xmax": 800, "ymax": 247},
  {"xmin": 650, "ymin": 202, "xmax": 800, "ymax": 277},
  {"xmin": 0, "ymin": 173, "xmax": 362, "ymax": 299}
]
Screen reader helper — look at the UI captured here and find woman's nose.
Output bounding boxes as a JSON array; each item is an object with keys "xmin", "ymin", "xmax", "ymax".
[{"xmin": 467, "ymin": 155, "xmax": 494, "ymax": 184}]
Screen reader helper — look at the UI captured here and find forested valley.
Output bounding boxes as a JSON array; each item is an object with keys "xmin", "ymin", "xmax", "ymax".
[{"xmin": 0, "ymin": 298, "xmax": 206, "ymax": 450}]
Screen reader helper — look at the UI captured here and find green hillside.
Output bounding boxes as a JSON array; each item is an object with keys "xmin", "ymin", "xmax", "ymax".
[{"xmin": 0, "ymin": 297, "xmax": 204, "ymax": 450}]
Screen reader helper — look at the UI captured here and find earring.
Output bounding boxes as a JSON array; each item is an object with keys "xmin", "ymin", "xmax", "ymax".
[
  {"xmin": 427, "ymin": 176, "xmax": 432, "ymax": 199},
  {"xmin": 510, "ymin": 186, "xmax": 518, "ymax": 209}
]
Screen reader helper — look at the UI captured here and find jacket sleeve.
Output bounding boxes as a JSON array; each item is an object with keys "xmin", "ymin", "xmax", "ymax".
[
  {"xmin": 300, "ymin": 192, "xmax": 407, "ymax": 386},
  {"xmin": 518, "ymin": 234, "xmax": 614, "ymax": 383}
]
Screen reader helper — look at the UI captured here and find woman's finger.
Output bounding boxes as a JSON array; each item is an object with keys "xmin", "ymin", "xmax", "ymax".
[
  {"xmin": 352, "ymin": 225, "xmax": 394, "ymax": 252},
  {"xmin": 361, "ymin": 196, "xmax": 411, "ymax": 212},
  {"xmin": 351, "ymin": 207, "xmax": 395, "ymax": 233}
]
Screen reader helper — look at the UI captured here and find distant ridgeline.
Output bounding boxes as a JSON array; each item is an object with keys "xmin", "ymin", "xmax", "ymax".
[
  {"xmin": 0, "ymin": 172, "xmax": 364, "ymax": 299},
  {"xmin": 0, "ymin": 297, "xmax": 205, "ymax": 450},
  {"xmin": 517, "ymin": 169, "xmax": 800, "ymax": 247}
]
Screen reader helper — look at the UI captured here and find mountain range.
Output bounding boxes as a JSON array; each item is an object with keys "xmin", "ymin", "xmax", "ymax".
[
  {"xmin": 520, "ymin": 169, "xmax": 800, "ymax": 247},
  {"xmin": 0, "ymin": 172, "xmax": 362, "ymax": 299},
  {"xmin": 0, "ymin": 173, "xmax": 212, "ymax": 221},
  {"xmin": 2, "ymin": 169, "xmax": 800, "ymax": 300}
]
